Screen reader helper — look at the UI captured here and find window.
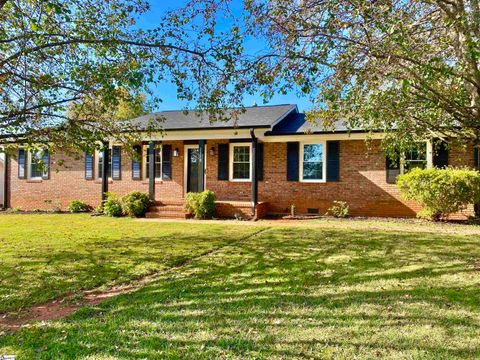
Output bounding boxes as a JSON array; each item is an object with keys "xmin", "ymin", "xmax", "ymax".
[
  {"xmin": 403, "ymin": 146, "xmax": 427, "ymax": 173},
  {"xmin": 300, "ymin": 143, "xmax": 325, "ymax": 182},
  {"xmin": 97, "ymin": 149, "xmax": 111, "ymax": 179},
  {"xmin": 230, "ymin": 144, "xmax": 251, "ymax": 181},
  {"xmin": 145, "ymin": 146, "xmax": 162, "ymax": 179},
  {"xmin": 29, "ymin": 150, "xmax": 49, "ymax": 179}
]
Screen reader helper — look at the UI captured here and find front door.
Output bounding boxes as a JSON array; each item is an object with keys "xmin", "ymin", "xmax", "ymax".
[{"xmin": 186, "ymin": 147, "xmax": 200, "ymax": 193}]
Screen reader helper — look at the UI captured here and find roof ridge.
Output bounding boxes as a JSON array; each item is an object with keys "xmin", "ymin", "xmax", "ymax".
[{"xmin": 153, "ymin": 103, "xmax": 295, "ymax": 114}]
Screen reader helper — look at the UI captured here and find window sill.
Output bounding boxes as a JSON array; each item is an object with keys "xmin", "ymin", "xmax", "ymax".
[
  {"xmin": 299, "ymin": 179, "xmax": 327, "ymax": 183},
  {"xmin": 26, "ymin": 178, "xmax": 43, "ymax": 183},
  {"xmin": 229, "ymin": 179, "xmax": 251, "ymax": 183}
]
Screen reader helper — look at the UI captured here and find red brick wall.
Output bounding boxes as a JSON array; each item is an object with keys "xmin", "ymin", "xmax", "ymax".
[
  {"xmin": 7, "ymin": 139, "xmax": 476, "ymax": 217},
  {"xmin": 206, "ymin": 139, "xmax": 475, "ymax": 218},
  {"xmin": 262, "ymin": 140, "xmax": 418, "ymax": 217},
  {"xmin": 8, "ymin": 141, "xmax": 185, "ymax": 210}
]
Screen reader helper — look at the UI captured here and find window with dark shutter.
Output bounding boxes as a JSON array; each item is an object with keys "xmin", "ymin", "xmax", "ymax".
[
  {"xmin": 287, "ymin": 142, "xmax": 299, "ymax": 181},
  {"xmin": 256, "ymin": 142, "xmax": 264, "ymax": 181},
  {"xmin": 132, "ymin": 145, "xmax": 141, "ymax": 180},
  {"xmin": 326, "ymin": 141, "xmax": 340, "ymax": 182},
  {"xmin": 386, "ymin": 155, "xmax": 400, "ymax": 184},
  {"xmin": 111, "ymin": 146, "xmax": 121, "ymax": 180},
  {"xmin": 218, "ymin": 143, "xmax": 229, "ymax": 180},
  {"xmin": 18, "ymin": 149, "xmax": 26, "ymax": 179},
  {"xmin": 85, "ymin": 152, "xmax": 94, "ymax": 180},
  {"xmin": 162, "ymin": 144, "xmax": 172, "ymax": 180},
  {"xmin": 29, "ymin": 150, "xmax": 49, "ymax": 179},
  {"xmin": 41, "ymin": 150, "xmax": 50, "ymax": 180},
  {"xmin": 98, "ymin": 149, "xmax": 111, "ymax": 179},
  {"xmin": 433, "ymin": 140, "xmax": 449, "ymax": 168}
]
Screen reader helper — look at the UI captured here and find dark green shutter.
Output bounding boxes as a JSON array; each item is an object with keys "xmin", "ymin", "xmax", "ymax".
[
  {"xmin": 256, "ymin": 142, "xmax": 264, "ymax": 181},
  {"xmin": 41, "ymin": 150, "xmax": 50, "ymax": 180},
  {"xmin": 287, "ymin": 142, "xmax": 299, "ymax": 181},
  {"xmin": 132, "ymin": 145, "xmax": 141, "ymax": 180},
  {"xmin": 386, "ymin": 154, "xmax": 400, "ymax": 184},
  {"xmin": 18, "ymin": 149, "xmax": 26, "ymax": 179},
  {"xmin": 112, "ymin": 146, "xmax": 121, "ymax": 180},
  {"xmin": 433, "ymin": 140, "xmax": 448, "ymax": 168},
  {"xmin": 326, "ymin": 141, "xmax": 340, "ymax": 182},
  {"xmin": 162, "ymin": 145, "xmax": 172, "ymax": 180},
  {"xmin": 218, "ymin": 143, "xmax": 229, "ymax": 180}
]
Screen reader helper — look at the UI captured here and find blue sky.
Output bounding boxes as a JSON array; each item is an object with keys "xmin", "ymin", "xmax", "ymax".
[{"xmin": 136, "ymin": 1, "xmax": 312, "ymax": 112}]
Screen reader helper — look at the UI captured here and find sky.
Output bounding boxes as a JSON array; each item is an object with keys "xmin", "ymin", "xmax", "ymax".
[{"xmin": 136, "ymin": 0, "xmax": 312, "ymax": 112}]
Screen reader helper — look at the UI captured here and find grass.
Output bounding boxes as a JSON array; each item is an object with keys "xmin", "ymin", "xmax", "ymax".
[
  {"xmin": 0, "ymin": 214, "xmax": 260, "ymax": 314},
  {"xmin": 1, "ymin": 214, "xmax": 480, "ymax": 358}
]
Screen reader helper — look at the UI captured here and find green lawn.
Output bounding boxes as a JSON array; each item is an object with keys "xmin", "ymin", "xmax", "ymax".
[
  {"xmin": 0, "ymin": 214, "xmax": 260, "ymax": 314},
  {"xmin": 1, "ymin": 214, "xmax": 480, "ymax": 359}
]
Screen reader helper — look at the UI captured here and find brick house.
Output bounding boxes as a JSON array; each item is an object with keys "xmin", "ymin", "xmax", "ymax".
[{"xmin": 0, "ymin": 104, "xmax": 476, "ymax": 218}]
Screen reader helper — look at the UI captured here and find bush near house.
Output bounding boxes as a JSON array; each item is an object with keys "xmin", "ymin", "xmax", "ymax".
[
  {"xmin": 397, "ymin": 167, "xmax": 480, "ymax": 220},
  {"xmin": 185, "ymin": 190, "xmax": 216, "ymax": 219},
  {"xmin": 122, "ymin": 191, "xmax": 150, "ymax": 218},
  {"xmin": 326, "ymin": 200, "xmax": 349, "ymax": 218},
  {"xmin": 68, "ymin": 200, "xmax": 91, "ymax": 213},
  {"xmin": 103, "ymin": 193, "xmax": 123, "ymax": 217}
]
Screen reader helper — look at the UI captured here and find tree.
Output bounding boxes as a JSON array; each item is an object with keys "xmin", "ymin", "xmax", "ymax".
[
  {"xmin": 0, "ymin": 0, "xmax": 247, "ymax": 153},
  {"xmin": 174, "ymin": 0, "xmax": 480, "ymax": 155}
]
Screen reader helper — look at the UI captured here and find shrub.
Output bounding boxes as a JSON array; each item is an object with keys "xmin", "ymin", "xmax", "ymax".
[
  {"xmin": 122, "ymin": 191, "xmax": 150, "ymax": 217},
  {"xmin": 185, "ymin": 190, "xmax": 216, "ymax": 219},
  {"xmin": 397, "ymin": 167, "xmax": 480, "ymax": 220},
  {"xmin": 103, "ymin": 192, "xmax": 123, "ymax": 217},
  {"xmin": 326, "ymin": 200, "xmax": 349, "ymax": 218},
  {"xmin": 68, "ymin": 200, "xmax": 90, "ymax": 213}
]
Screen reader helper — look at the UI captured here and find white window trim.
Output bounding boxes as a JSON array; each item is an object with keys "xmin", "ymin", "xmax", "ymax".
[
  {"xmin": 27, "ymin": 151, "xmax": 47, "ymax": 180},
  {"xmin": 94, "ymin": 149, "xmax": 112, "ymax": 180},
  {"xmin": 229, "ymin": 142, "xmax": 252, "ymax": 182},
  {"xmin": 399, "ymin": 141, "xmax": 433, "ymax": 174},
  {"xmin": 142, "ymin": 144, "xmax": 162, "ymax": 180},
  {"xmin": 299, "ymin": 141, "xmax": 327, "ymax": 183}
]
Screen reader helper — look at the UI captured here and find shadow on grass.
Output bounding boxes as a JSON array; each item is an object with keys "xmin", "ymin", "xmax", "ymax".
[
  {"xmin": 1, "ymin": 227, "xmax": 480, "ymax": 359},
  {"xmin": 0, "ymin": 227, "xmax": 259, "ymax": 313}
]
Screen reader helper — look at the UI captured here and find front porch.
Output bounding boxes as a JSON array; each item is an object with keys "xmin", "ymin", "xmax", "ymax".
[
  {"xmin": 133, "ymin": 132, "xmax": 264, "ymax": 220},
  {"xmin": 145, "ymin": 199, "xmax": 269, "ymax": 220}
]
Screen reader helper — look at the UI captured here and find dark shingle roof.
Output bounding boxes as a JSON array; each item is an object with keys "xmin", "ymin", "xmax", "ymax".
[
  {"xmin": 267, "ymin": 112, "xmax": 361, "ymax": 135},
  {"xmin": 129, "ymin": 104, "xmax": 296, "ymax": 131}
]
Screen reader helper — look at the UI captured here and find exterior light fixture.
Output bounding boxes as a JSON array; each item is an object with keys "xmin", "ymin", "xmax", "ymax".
[
  {"xmin": 209, "ymin": 147, "xmax": 215, "ymax": 156},
  {"xmin": 173, "ymin": 148, "xmax": 179, "ymax": 157}
]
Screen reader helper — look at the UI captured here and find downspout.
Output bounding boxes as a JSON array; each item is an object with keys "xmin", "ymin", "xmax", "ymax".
[{"xmin": 250, "ymin": 128, "xmax": 258, "ymax": 218}]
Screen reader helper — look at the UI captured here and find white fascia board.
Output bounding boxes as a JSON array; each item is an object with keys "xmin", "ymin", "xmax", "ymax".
[
  {"xmin": 261, "ymin": 132, "xmax": 385, "ymax": 142},
  {"xmin": 141, "ymin": 128, "xmax": 270, "ymax": 141}
]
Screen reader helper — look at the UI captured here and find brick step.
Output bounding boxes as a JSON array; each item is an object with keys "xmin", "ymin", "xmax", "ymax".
[
  {"xmin": 154, "ymin": 199, "xmax": 185, "ymax": 206},
  {"xmin": 145, "ymin": 211, "xmax": 189, "ymax": 219},
  {"xmin": 149, "ymin": 205, "xmax": 185, "ymax": 212}
]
